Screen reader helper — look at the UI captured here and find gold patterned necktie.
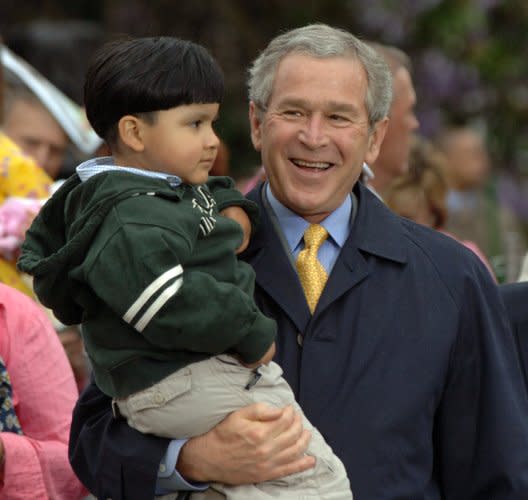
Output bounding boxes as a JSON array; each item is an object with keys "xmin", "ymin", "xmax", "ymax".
[{"xmin": 296, "ymin": 224, "xmax": 329, "ymax": 313}]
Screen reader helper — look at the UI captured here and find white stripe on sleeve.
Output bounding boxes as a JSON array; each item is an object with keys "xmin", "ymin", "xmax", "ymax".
[
  {"xmin": 123, "ymin": 264, "xmax": 183, "ymax": 324},
  {"xmin": 134, "ymin": 277, "xmax": 184, "ymax": 332}
]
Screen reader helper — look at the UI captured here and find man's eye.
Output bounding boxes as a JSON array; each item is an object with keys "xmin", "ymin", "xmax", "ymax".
[
  {"xmin": 190, "ymin": 120, "xmax": 202, "ymax": 128},
  {"xmin": 329, "ymin": 114, "xmax": 349, "ymax": 123},
  {"xmin": 282, "ymin": 110, "xmax": 303, "ymax": 118}
]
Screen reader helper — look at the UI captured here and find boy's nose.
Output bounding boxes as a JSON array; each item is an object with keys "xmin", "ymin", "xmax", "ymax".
[{"xmin": 206, "ymin": 128, "xmax": 220, "ymax": 149}]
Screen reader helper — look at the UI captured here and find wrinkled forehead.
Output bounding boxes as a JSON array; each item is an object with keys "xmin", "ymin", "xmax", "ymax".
[{"xmin": 270, "ymin": 52, "xmax": 367, "ymax": 100}]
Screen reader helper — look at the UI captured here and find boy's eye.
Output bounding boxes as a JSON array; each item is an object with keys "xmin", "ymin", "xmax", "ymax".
[{"xmin": 190, "ymin": 120, "xmax": 202, "ymax": 128}]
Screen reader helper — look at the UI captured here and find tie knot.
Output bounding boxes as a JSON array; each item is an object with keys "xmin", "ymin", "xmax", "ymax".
[{"xmin": 303, "ymin": 224, "xmax": 328, "ymax": 249}]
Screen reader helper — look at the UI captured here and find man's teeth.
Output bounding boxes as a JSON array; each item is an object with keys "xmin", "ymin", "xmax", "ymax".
[{"xmin": 293, "ymin": 159, "xmax": 331, "ymax": 169}]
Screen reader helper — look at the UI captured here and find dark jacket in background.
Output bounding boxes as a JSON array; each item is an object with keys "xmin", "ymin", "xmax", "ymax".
[{"xmin": 499, "ymin": 281, "xmax": 528, "ymax": 396}]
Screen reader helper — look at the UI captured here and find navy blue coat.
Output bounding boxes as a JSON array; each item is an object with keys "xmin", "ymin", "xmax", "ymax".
[
  {"xmin": 242, "ymin": 183, "xmax": 528, "ymax": 499},
  {"xmin": 69, "ymin": 182, "xmax": 528, "ymax": 499}
]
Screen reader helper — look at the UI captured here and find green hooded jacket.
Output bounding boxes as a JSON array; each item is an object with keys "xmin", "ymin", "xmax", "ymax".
[{"xmin": 18, "ymin": 171, "xmax": 276, "ymax": 397}]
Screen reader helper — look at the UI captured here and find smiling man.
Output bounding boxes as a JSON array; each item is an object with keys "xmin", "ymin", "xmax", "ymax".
[
  {"xmin": 69, "ymin": 25, "xmax": 528, "ymax": 500},
  {"xmin": 248, "ymin": 51, "xmax": 387, "ymax": 222},
  {"xmin": 367, "ymin": 43, "xmax": 419, "ymax": 198}
]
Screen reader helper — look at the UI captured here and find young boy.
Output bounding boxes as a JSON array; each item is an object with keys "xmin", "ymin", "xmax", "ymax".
[{"xmin": 18, "ymin": 36, "xmax": 351, "ymax": 499}]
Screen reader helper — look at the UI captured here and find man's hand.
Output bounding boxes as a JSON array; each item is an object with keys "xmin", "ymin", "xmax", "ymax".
[
  {"xmin": 177, "ymin": 403, "xmax": 314, "ymax": 484},
  {"xmin": 220, "ymin": 206, "xmax": 251, "ymax": 254}
]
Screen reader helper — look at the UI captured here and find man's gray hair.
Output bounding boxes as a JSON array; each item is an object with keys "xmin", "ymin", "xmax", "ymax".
[{"xmin": 247, "ymin": 24, "xmax": 393, "ymax": 126}]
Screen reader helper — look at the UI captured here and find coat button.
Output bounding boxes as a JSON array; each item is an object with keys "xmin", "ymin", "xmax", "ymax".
[{"xmin": 297, "ymin": 333, "xmax": 303, "ymax": 346}]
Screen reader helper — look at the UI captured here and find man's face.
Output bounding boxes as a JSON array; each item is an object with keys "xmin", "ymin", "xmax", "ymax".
[
  {"xmin": 373, "ymin": 67, "xmax": 419, "ymax": 182},
  {"xmin": 249, "ymin": 53, "xmax": 387, "ymax": 223},
  {"xmin": 3, "ymin": 99, "xmax": 68, "ymax": 179}
]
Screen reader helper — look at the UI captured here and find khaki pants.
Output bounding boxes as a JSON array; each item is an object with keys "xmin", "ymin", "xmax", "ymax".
[{"xmin": 118, "ymin": 355, "xmax": 352, "ymax": 499}]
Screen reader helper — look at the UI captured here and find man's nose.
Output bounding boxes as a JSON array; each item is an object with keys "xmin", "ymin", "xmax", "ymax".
[
  {"xmin": 410, "ymin": 113, "xmax": 419, "ymax": 131},
  {"xmin": 31, "ymin": 144, "xmax": 52, "ymax": 171},
  {"xmin": 298, "ymin": 114, "xmax": 329, "ymax": 149}
]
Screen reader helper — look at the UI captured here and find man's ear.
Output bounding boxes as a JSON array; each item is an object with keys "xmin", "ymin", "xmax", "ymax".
[
  {"xmin": 365, "ymin": 117, "xmax": 389, "ymax": 166},
  {"xmin": 249, "ymin": 101, "xmax": 263, "ymax": 152},
  {"xmin": 117, "ymin": 115, "xmax": 145, "ymax": 152}
]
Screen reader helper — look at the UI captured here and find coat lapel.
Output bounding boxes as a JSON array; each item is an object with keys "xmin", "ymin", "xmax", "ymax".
[
  {"xmin": 317, "ymin": 184, "xmax": 408, "ymax": 314},
  {"xmin": 243, "ymin": 185, "xmax": 311, "ymax": 331},
  {"xmin": 243, "ymin": 182, "xmax": 408, "ymax": 323}
]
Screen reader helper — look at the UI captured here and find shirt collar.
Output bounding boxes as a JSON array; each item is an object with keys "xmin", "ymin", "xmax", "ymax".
[
  {"xmin": 265, "ymin": 182, "xmax": 352, "ymax": 252},
  {"xmin": 76, "ymin": 156, "xmax": 182, "ymax": 187}
]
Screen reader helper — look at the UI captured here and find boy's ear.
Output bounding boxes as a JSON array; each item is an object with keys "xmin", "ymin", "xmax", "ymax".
[{"xmin": 117, "ymin": 115, "xmax": 145, "ymax": 152}]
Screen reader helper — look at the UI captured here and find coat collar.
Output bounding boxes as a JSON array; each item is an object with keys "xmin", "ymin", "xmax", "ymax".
[{"xmin": 242, "ymin": 181, "xmax": 408, "ymax": 329}]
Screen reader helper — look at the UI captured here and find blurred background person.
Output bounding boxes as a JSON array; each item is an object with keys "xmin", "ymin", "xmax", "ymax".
[
  {"xmin": 385, "ymin": 136, "xmax": 496, "ymax": 279},
  {"xmin": 0, "ymin": 42, "xmax": 90, "ymax": 392},
  {"xmin": 435, "ymin": 125, "xmax": 526, "ymax": 281},
  {"xmin": 3, "ymin": 82, "xmax": 68, "ymax": 180},
  {"xmin": 3, "ymin": 20, "xmax": 106, "ymax": 180},
  {"xmin": 5, "ymin": 19, "xmax": 105, "ymax": 107},
  {"xmin": 385, "ymin": 136, "xmax": 447, "ymax": 228},
  {"xmin": 0, "ymin": 43, "xmax": 52, "ymax": 297},
  {"xmin": 0, "ymin": 283, "xmax": 86, "ymax": 499},
  {"xmin": 518, "ymin": 253, "xmax": 528, "ymax": 282},
  {"xmin": 366, "ymin": 42, "xmax": 420, "ymax": 199}
]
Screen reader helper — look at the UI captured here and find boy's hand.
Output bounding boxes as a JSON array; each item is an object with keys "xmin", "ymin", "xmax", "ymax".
[
  {"xmin": 239, "ymin": 342, "xmax": 276, "ymax": 368},
  {"xmin": 220, "ymin": 206, "xmax": 251, "ymax": 254}
]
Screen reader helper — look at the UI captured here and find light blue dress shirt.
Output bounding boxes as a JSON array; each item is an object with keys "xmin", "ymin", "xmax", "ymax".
[{"xmin": 265, "ymin": 183, "xmax": 352, "ymax": 274}]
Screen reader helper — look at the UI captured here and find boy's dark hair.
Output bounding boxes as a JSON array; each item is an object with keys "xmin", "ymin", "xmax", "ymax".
[{"xmin": 84, "ymin": 36, "xmax": 224, "ymax": 147}]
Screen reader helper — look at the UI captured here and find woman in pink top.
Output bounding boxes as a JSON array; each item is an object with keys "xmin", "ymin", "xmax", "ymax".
[{"xmin": 0, "ymin": 283, "xmax": 85, "ymax": 499}]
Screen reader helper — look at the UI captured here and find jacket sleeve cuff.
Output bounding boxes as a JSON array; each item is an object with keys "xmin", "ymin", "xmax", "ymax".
[
  {"xmin": 209, "ymin": 177, "xmax": 260, "ymax": 231},
  {"xmin": 234, "ymin": 313, "xmax": 277, "ymax": 364},
  {"xmin": 156, "ymin": 439, "xmax": 208, "ymax": 494}
]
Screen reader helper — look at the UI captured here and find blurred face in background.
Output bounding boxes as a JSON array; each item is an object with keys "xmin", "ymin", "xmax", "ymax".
[
  {"xmin": 3, "ymin": 97, "xmax": 68, "ymax": 179},
  {"xmin": 440, "ymin": 129, "xmax": 490, "ymax": 191},
  {"xmin": 372, "ymin": 67, "xmax": 419, "ymax": 183},
  {"xmin": 386, "ymin": 186, "xmax": 437, "ymax": 228}
]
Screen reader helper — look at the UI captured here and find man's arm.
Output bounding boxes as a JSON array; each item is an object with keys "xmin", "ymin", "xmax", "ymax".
[
  {"xmin": 69, "ymin": 381, "xmax": 169, "ymax": 499},
  {"xmin": 437, "ymin": 262, "xmax": 528, "ymax": 498},
  {"xmin": 69, "ymin": 383, "xmax": 314, "ymax": 498}
]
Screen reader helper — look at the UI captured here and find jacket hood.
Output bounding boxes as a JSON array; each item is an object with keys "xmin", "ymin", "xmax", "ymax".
[{"xmin": 18, "ymin": 170, "xmax": 184, "ymax": 324}]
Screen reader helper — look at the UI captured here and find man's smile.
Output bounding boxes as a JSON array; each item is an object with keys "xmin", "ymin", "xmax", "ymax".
[{"xmin": 290, "ymin": 158, "xmax": 334, "ymax": 170}]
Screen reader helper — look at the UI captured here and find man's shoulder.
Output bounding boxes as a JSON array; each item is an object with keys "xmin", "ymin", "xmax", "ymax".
[
  {"xmin": 400, "ymin": 217, "xmax": 470, "ymax": 259},
  {"xmin": 357, "ymin": 187, "xmax": 492, "ymax": 298},
  {"xmin": 397, "ymin": 216, "xmax": 494, "ymax": 290},
  {"xmin": 358, "ymin": 184, "xmax": 479, "ymax": 271}
]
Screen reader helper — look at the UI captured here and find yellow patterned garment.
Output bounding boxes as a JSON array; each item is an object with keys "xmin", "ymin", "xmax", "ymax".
[
  {"xmin": 296, "ymin": 224, "xmax": 329, "ymax": 313},
  {"xmin": 0, "ymin": 133, "xmax": 52, "ymax": 296}
]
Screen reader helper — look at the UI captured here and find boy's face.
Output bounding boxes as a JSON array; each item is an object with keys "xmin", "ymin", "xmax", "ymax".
[{"xmin": 140, "ymin": 103, "xmax": 220, "ymax": 184}]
